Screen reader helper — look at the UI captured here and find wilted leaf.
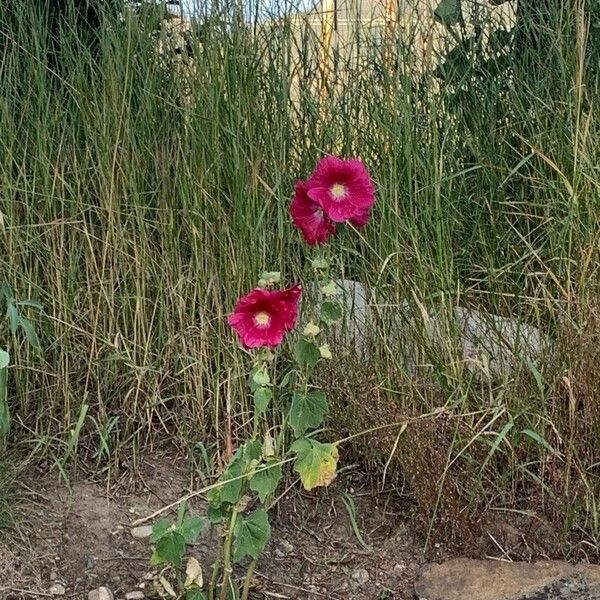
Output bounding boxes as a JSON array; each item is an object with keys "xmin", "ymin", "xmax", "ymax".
[
  {"xmin": 288, "ymin": 391, "xmax": 328, "ymax": 438},
  {"xmin": 233, "ymin": 509, "xmax": 271, "ymax": 562},
  {"xmin": 185, "ymin": 557, "xmax": 203, "ymax": 588},
  {"xmin": 159, "ymin": 574, "xmax": 177, "ymax": 598},
  {"xmin": 303, "ymin": 320, "xmax": 321, "ymax": 337},
  {"xmin": 291, "ymin": 438, "xmax": 339, "ymax": 491},
  {"xmin": 319, "ymin": 344, "xmax": 332, "ymax": 359}
]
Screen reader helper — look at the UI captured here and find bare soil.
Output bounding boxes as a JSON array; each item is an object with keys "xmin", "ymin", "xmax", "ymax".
[{"xmin": 0, "ymin": 451, "xmax": 428, "ymax": 600}]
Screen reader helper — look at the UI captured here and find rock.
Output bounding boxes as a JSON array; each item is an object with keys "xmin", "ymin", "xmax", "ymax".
[
  {"xmin": 49, "ymin": 583, "xmax": 66, "ymax": 596},
  {"xmin": 351, "ymin": 567, "xmax": 370, "ymax": 585},
  {"xmin": 415, "ymin": 558, "xmax": 600, "ymax": 600},
  {"xmin": 89, "ymin": 588, "xmax": 114, "ymax": 600},
  {"xmin": 124, "ymin": 592, "xmax": 145, "ymax": 600},
  {"xmin": 130, "ymin": 525, "xmax": 153, "ymax": 539},
  {"xmin": 274, "ymin": 539, "xmax": 294, "ymax": 558},
  {"xmin": 322, "ymin": 279, "xmax": 548, "ymax": 379}
]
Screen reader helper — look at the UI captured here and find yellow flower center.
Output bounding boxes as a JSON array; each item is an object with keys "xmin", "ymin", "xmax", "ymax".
[
  {"xmin": 330, "ymin": 183, "xmax": 346, "ymax": 200},
  {"xmin": 254, "ymin": 311, "xmax": 271, "ymax": 326}
]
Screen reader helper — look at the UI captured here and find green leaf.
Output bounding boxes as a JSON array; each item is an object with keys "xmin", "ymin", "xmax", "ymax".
[
  {"xmin": 6, "ymin": 303, "xmax": 18, "ymax": 335},
  {"xmin": 0, "ymin": 349, "xmax": 9, "ymax": 370},
  {"xmin": 178, "ymin": 516, "xmax": 205, "ymax": 544},
  {"xmin": 186, "ymin": 591, "xmax": 208, "ymax": 600},
  {"xmin": 278, "ymin": 371, "xmax": 293, "ymax": 389},
  {"xmin": 291, "ymin": 438, "xmax": 339, "ymax": 491},
  {"xmin": 152, "ymin": 531, "xmax": 186, "ymax": 567},
  {"xmin": 19, "ymin": 316, "xmax": 40, "ymax": 350},
  {"xmin": 252, "ymin": 369, "xmax": 270, "ymax": 386},
  {"xmin": 311, "ymin": 257, "xmax": 329, "ymax": 270},
  {"xmin": 321, "ymin": 280, "xmax": 338, "ymax": 296},
  {"xmin": 150, "ymin": 518, "xmax": 172, "ymax": 543},
  {"xmin": 288, "ymin": 391, "xmax": 328, "ymax": 438},
  {"xmin": 243, "ymin": 439, "xmax": 262, "ymax": 462},
  {"xmin": 258, "ymin": 271, "xmax": 281, "ymax": 287},
  {"xmin": 253, "ymin": 387, "xmax": 272, "ymax": 414},
  {"xmin": 249, "ymin": 461, "xmax": 283, "ymax": 503},
  {"xmin": 233, "ymin": 509, "xmax": 271, "ymax": 563},
  {"xmin": 434, "ymin": 0, "xmax": 462, "ymax": 25},
  {"xmin": 207, "ymin": 504, "xmax": 227, "ymax": 524},
  {"xmin": 208, "ymin": 441, "xmax": 260, "ymax": 508},
  {"xmin": 207, "ymin": 459, "xmax": 243, "ymax": 507},
  {"xmin": 16, "ymin": 299, "xmax": 43, "ymax": 310},
  {"xmin": 0, "ymin": 361, "xmax": 9, "ymax": 438},
  {"xmin": 293, "ymin": 340, "xmax": 320, "ymax": 369},
  {"xmin": 319, "ymin": 301, "xmax": 343, "ymax": 324}
]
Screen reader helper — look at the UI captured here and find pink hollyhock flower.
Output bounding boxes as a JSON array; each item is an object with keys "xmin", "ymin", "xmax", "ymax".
[
  {"xmin": 228, "ymin": 284, "xmax": 301, "ymax": 348},
  {"xmin": 306, "ymin": 156, "xmax": 375, "ymax": 223},
  {"xmin": 289, "ymin": 180, "xmax": 336, "ymax": 245}
]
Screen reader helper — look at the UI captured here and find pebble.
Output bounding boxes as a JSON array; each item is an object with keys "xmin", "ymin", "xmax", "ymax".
[
  {"xmin": 130, "ymin": 525, "xmax": 153, "ymax": 539},
  {"xmin": 351, "ymin": 568, "xmax": 370, "ymax": 585},
  {"xmin": 88, "ymin": 588, "xmax": 115, "ymax": 600},
  {"xmin": 125, "ymin": 592, "xmax": 145, "ymax": 600},
  {"xmin": 49, "ymin": 583, "xmax": 66, "ymax": 596}
]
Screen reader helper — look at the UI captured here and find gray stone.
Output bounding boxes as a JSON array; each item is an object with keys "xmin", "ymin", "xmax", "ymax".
[
  {"xmin": 130, "ymin": 525, "xmax": 153, "ymax": 539},
  {"xmin": 351, "ymin": 567, "xmax": 370, "ymax": 585},
  {"xmin": 89, "ymin": 588, "xmax": 115, "ymax": 600},
  {"xmin": 317, "ymin": 279, "xmax": 548, "ymax": 379},
  {"xmin": 49, "ymin": 583, "xmax": 66, "ymax": 596},
  {"xmin": 415, "ymin": 558, "xmax": 600, "ymax": 600},
  {"xmin": 124, "ymin": 592, "xmax": 145, "ymax": 600}
]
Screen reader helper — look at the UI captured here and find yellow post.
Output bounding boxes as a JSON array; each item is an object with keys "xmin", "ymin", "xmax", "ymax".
[
  {"xmin": 320, "ymin": 0, "xmax": 334, "ymax": 105},
  {"xmin": 384, "ymin": 0, "xmax": 396, "ymax": 73}
]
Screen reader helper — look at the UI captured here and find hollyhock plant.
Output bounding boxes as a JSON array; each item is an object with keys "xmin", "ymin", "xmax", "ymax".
[
  {"xmin": 305, "ymin": 155, "xmax": 375, "ymax": 224},
  {"xmin": 228, "ymin": 284, "xmax": 301, "ymax": 348},
  {"xmin": 289, "ymin": 180, "xmax": 336, "ymax": 245}
]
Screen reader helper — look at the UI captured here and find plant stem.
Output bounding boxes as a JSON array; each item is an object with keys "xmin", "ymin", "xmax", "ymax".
[
  {"xmin": 220, "ymin": 507, "xmax": 239, "ymax": 600},
  {"xmin": 240, "ymin": 558, "xmax": 257, "ymax": 600},
  {"xmin": 208, "ymin": 538, "xmax": 223, "ymax": 600}
]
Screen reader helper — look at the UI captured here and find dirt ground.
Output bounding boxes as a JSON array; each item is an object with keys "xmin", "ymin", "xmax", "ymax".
[{"xmin": 0, "ymin": 451, "xmax": 428, "ymax": 600}]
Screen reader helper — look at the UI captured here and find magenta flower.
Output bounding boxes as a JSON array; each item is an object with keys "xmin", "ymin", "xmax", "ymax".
[
  {"xmin": 305, "ymin": 156, "xmax": 375, "ymax": 224},
  {"xmin": 228, "ymin": 285, "xmax": 302, "ymax": 348},
  {"xmin": 290, "ymin": 180, "xmax": 336, "ymax": 246}
]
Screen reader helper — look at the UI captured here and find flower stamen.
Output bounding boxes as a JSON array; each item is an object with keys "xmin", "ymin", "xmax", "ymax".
[
  {"xmin": 254, "ymin": 311, "xmax": 271, "ymax": 327},
  {"xmin": 329, "ymin": 183, "xmax": 346, "ymax": 200}
]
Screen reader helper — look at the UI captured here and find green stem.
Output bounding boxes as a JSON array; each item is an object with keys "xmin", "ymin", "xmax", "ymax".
[
  {"xmin": 208, "ymin": 538, "xmax": 223, "ymax": 600},
  {"xmin": 220, "ymin": 507, "xmax": 239, "ymax": 600},
  {"xmin": 240, "ymin": 558, "xmax": 257, "ymax": 600}
]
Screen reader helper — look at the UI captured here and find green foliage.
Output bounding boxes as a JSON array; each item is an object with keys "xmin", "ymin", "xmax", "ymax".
[
  {"xmin": 150, "ymin": 511, "xmax": 205, "ymax": 569},
  {"xmin": 232, "ymin": 509, "xmax": 271, "ymax": 562},
  {"xmin": 288, "ymin": 391, "xmax": 328, "ymax": 438},
  {"xmin": 293, "ymin": 340, "xmax": 321, "ymax": 369},
  {"xmin": 319, "ymin": 301, "xmax": 343, "ymax": 325},
  {"xmin": 151, "ymin": 530, "xmax": 186, "ymax": 568},
  {"xmin": 253, "ymin": 387, "xmax": 272, "ymax": 414},
  {"xmin": 1, "ymin": 0, "xmax": 599, "ymax": 563},
  {"xmin": 249, "ymin": 461, "xmax": 283, "ymax": 503}
]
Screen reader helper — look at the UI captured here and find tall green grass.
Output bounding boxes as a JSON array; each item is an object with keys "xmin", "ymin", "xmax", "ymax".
[{"xmin": 0, "ymin": 0, "xmax": 599, "ymax": 556}]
